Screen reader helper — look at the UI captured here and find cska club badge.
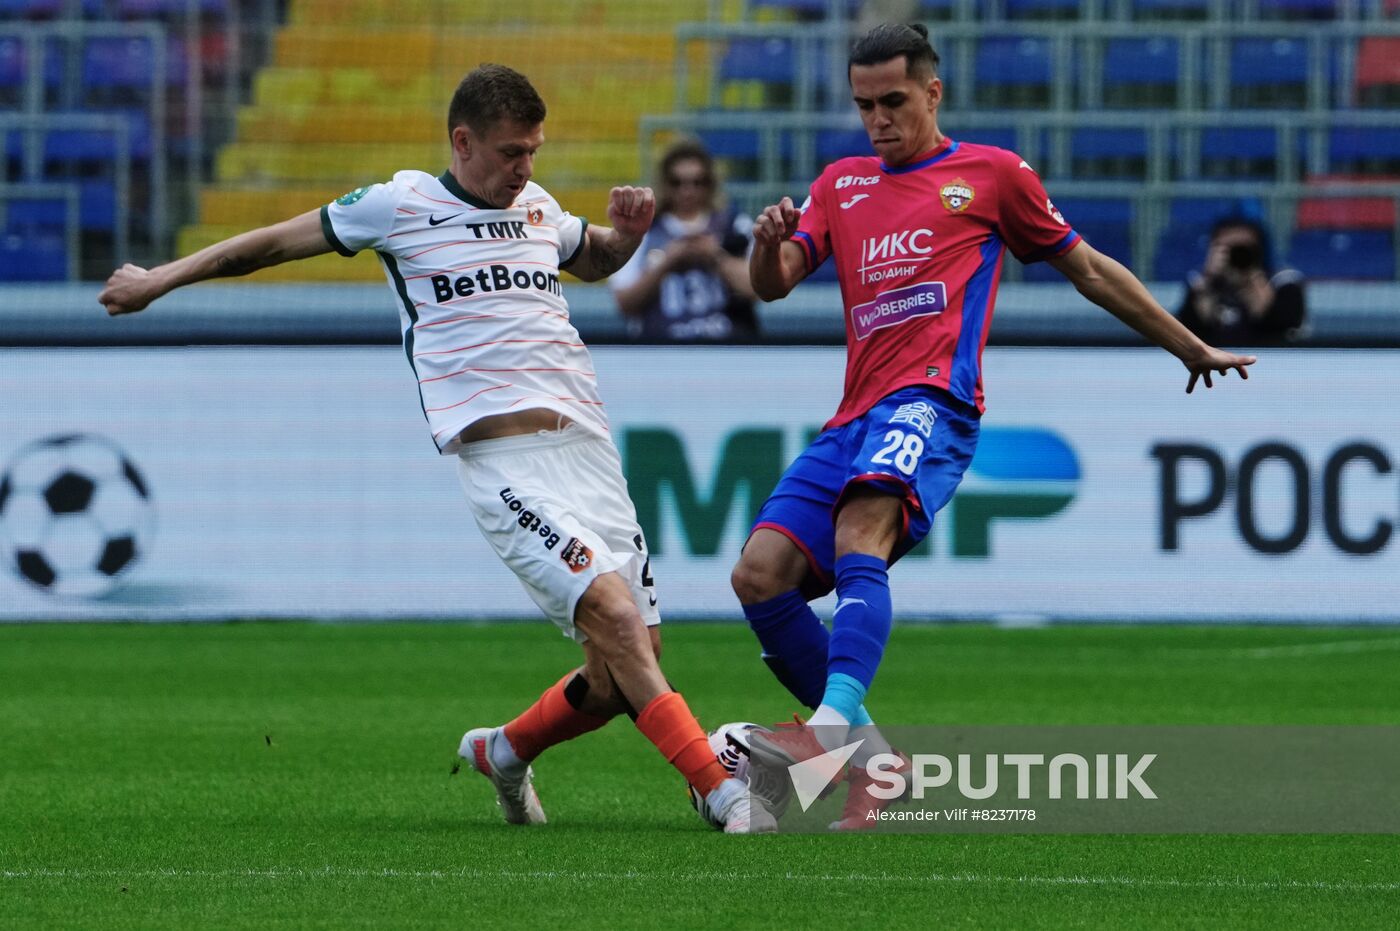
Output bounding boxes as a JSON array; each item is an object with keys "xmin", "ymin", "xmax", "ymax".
[
  {"xmin": 527, "ymin": 205, "xmax": 544, "ymax": 225},
  {"xmin": 939, "ymin": 179, "xmax": 975, "ymax": 213}
]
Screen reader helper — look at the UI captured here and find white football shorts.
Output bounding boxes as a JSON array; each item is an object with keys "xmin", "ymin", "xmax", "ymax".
[{"xmin": 456, "ymin": 424, "xmax": 659, "ymax": 642}]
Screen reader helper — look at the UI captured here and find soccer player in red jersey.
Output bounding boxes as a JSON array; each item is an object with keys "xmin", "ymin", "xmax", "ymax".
[{"xmin": 734, "ymin": 23, "xmax": 1255, "ymax": 829}]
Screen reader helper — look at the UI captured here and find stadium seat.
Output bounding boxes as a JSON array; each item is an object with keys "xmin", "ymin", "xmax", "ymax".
[
  {"xmin": 719, "ymin": 38, "xmax": 797, "ymax": 86},
  {"xmin": 974, "ymin": 35, "xmax": 1053, "ymax": 108},
  {"xmin": 1289, "ymin": 230, "xmax": 1395, "ymax": 280},
  {"xmin": 9, "ymin": 109, "xmax": 155, "ymax": 162},
  {"xmin": 815, "ymin": 126, "xmax": 869, "ymax": 162},
  {"xmin": 1328, "ymin": 126, "xmax": 1400, "ymax": 176},
  {"xmin": 1070, "ymin": 128, "xmax": 1150, "ymax": 181},
  {"xmin": 3, "ymin": 194, "xmax": 66, "ymax": 230},
  {"xmin": 1199, "ymin": 127, "xmax": 1304, "ymax": 180},
  {"xmin": 954, "ymin": 126, "xmax": 1019, "ymax": 151},
  {"xmin": 0, "ymin": 230, "xmax": 67, "ymax": 281},
  {"xmin": 1256, "ymin": 0, "xmax": 1340, "ymax": 18},
  {"xmin": 81, "ymin": 36, "xmax": 188, "ymax": 94},
  {"xmin": 1356, "ymin": 37, "xmax": 1400, "ymax": 107},
  {"xmin": 0, "ymin": 35, "xmax": 23, "ymax": 103},
  {"xmin": 1228, "ymin": 37, "xmax": 1314, "ymax": 108},
  {"xmin": 1296, "ymin": 196, "xmax": 1396, "ymax": 231},
  {"xmin": 1005, "ymin": 0, "xmax": 1081, "ymax": 19},
  {"xmin": 116, "ymin": 0, "xmax": 230, "ymax": 15},
  {"xmin": 1131, "ymin": 0, "xmax": 1210, "ymax": 18},
  {"xmin": 745, "ymin": 0, "xmax": 860, "ymax": 17},
  {"xmin": 1102, "ymin": 36, "xmax": 1182, "ymax": 108},
  {"xmin": 1153, "ymin": 226, "xmax": 1212, "ymax": 282}
]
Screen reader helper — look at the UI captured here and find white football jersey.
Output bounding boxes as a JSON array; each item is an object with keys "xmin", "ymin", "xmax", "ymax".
[{"xmin": 321, "ymin": 169, "xmax": 601, "ymax": 454}]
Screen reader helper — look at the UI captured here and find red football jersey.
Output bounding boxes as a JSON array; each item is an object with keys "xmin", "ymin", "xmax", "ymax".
[{"xmin": 792, "ymin": 138, "xmax": 1080, "ymax": 428}]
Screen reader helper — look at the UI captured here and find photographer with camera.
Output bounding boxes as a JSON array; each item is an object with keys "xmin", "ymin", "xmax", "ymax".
[{"xmin": 1176, "ymin": 216, "xmax": 1307, "ymax": 346}]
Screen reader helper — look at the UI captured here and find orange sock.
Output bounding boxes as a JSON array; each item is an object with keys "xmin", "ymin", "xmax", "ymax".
[
  {"xmin": 635, "ymin": 691, "xmax": 728, "ymax": 797},
  {"xmin": 502, "ymin": 673, "xmax": 610, "ymax": 762}
]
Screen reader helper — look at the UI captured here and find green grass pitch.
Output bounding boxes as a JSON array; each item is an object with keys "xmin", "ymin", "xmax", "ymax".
[{"xmin": 2, "ymin": 621, "xmax": 1399, "ymax": 928}]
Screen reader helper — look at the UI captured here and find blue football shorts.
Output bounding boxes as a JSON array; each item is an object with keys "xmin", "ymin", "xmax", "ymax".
[{"xmin": 750, "ymin": 385, "xmax": 980, "ymax": 593}]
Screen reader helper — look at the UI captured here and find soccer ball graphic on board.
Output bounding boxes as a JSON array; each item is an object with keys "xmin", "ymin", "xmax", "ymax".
[{"xmin": 0, "ymin": 434, "xmax": 154, "ymax": 598}]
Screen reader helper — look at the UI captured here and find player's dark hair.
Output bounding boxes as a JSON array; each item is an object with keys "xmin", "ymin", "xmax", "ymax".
[
  {"xmin": 656, "ymin": 137, "xmax": 718, "ymax": 215},
  {"xmin": 848, "ymin": 22, "xmax": 939, "ymax": 81},
  {"xmin": 447, "ymin": 64, "xmax": 547, "ymax": 138}
]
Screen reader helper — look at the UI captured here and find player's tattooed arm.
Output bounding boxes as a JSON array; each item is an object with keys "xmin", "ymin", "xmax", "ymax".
[
  {"xmin": 100, "ymin": 209, "xmax": 333, "ymax": 315},
  {"xmin": 1049, "ymin": 241, "xmax": 1256, "ymax": 393},
  {"xmin": 564, "ymin": 186, "xmax": 655, "ymax": 282}
]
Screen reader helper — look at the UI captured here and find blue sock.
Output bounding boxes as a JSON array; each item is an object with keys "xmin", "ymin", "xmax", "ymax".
[
  {"xmin": 818, "ymin": 672, "xmax": 867, "ymax": 723},
  {"xmin": 828, "ymin": 553, "xmax": 893, "ymax": 690},
  {"xmin": 849, "ymin": 704, "xmax": 873, "ymax": 727},
  {"xmin": 742, "ymin": 590, "xmax": 829, "ymax": 709}
]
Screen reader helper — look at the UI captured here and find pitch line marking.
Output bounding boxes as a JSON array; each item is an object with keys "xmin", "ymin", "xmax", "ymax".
[
  {"xmin": 1233, "ymin": 638, "xmax": 1400, "ymax": 659},
  {"xmin": 4, "ymin": 867, "xmax": 1400, "ymax": 893}
]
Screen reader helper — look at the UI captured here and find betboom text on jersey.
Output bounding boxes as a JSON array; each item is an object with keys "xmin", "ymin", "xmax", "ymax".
[{"xmin": 431, "ymin": 264, "xmax": 563, "ymax": 303}]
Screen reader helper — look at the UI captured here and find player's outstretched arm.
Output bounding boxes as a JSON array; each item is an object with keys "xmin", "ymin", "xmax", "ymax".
[
  {"xmin": 99, "ymin": 209, "xmax": 332, "ymax": 316},
  {"xmin": 748, "ymin": 197, "xmax": 807, "ymax": 302},
  {"xmin": 565, "ymin": 186, "xmax": 654, "ymax": 283},
  {"xmin": 1048, "ymin": 241, "xmax": 1256, "ymax": 394}
]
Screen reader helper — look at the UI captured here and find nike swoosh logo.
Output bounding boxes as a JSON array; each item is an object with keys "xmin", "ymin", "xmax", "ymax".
[
  {"xmin": 840, "ymin": 194, "xmax": 869, "ymax": 209},
  {"xmin": 428, "ymin": 213, "xmax": 461, "ymax": 226}
]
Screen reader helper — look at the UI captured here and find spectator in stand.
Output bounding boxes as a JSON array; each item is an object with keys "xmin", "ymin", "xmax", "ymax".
[
  {"xmin": 610, "ymin": 139, "xmax": 759, "ymax": 342},
  {"xmin": 1177, "ymin": 216, "xmax": 1307, "ymax": 346}
]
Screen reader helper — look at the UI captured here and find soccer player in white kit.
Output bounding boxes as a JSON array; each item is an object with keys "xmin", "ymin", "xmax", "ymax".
[{"xmin": 97, "ymin": 64, "xmax": 770, "ymax": 834}]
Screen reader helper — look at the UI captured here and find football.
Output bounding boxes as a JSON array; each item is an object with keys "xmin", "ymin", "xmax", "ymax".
[
  {"xmin": 687, "ymin": 721, "xmax": 792, "ymax": 828},
  {"xmin": 0, "ymin": 434, "xmax": 154, "ymax": 598}
]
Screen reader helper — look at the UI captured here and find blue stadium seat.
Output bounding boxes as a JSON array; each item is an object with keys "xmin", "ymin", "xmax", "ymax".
[
  {"xmin": 1328, "ymin": 126, "xmax": 1400, "ymax": 175},
  {"xmin": 1228, "ymin": 37, "xmax": 1327, "ymax": 106},
  {"xmin": 815, "ymin": 126, "xmax": 869, "ymax": 162},
  {"xmin": 0, "ymin": 230, "xmax": 67, "ymax": 281},
  {"xmin": 1005, "ymin": 0, "xmax": 1080, "ymax": 18},
  {"xmin": 1102, "ymin": 37, "xmax": 1181, "ymax": 106},
  {"xmin": 3, "ymin": 195, "xmax": 66, "ymax": 230},
  {"xmin": 746, "ymin": 0, "xmax": 860, "ymax": 16},
  {"xmin": 116, "ymin": 0, "xmax": 229, "ymax": 14},
  {"xmin": 974, "ymin": 36, "xmax": 1053, "ymax": 107},
  {"xmin": 1288, "ymin": 230, "xmax": 1395, "ymax": 280},
  {"xmin": 1199, "ymin": 127, "xmax": 1305, "ymax": 180},
  {"xmin": 719, "ymin": 37, "xmax": 797, "ymax": 85},
  {"xmin": 1154, "ymin": 227, "xmax": 1212, "ymax": 282},
  {"xmin": 7, "ymin": 110, "xmax": 155, "ymax": 162},
  {"xmin": 78, "ymin": 178, "xmax": 115, "ymax": 231},
  {"xmin": 1132, "ymin": 0, "xmax": 1210, "ymax": 16},
  {"xmin": 82, "ymin": 36, "xmax": 188, "ymax": 92},
  {"xmin": 1257, "ymin": 0, "xmax": 1339, "ymax": 18},
  {"xmin": 1070, "ymin": 128, "xmax": 1150, "ymax": 179},
  {"xmin": 954, "ymin": 126, "xmax": 1019, "ymax": 151}
]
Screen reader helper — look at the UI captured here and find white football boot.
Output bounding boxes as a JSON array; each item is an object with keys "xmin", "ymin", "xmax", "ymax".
[
  {"xmin": 457, "ymin": 726, "xmax": 546, "ymax": 825},
  {"xmin": 701, "ymin": 777, "xmax": 778, "ymax": 834}
]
